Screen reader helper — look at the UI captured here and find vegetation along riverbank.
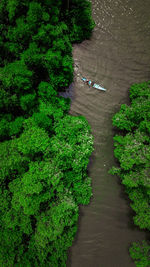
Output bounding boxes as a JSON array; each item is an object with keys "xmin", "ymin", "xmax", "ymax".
[
  {"xmin": 0, "ymin": 0, "xmax": 95, "ymax": 265},
  {"xmin": 109, "ymin": 81, "xmax": 150, "ymax": 266}
]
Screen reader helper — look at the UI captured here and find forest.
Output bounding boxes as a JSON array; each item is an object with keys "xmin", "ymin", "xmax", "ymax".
[
  {"xmin": 109, "ymin": 81, "xmax": 150, "ymax": 267},
  {"xmin": 0, "ymin": 0, "xmax": 95, "ymax": 265},
  {"xmin": 1, "ymin": 0, "xmax": 149, "ymax": 266}
]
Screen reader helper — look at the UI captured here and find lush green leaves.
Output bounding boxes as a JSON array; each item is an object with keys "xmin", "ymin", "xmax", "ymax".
[
  {"xmin": 0, "ymin": 0, "xmax": 95, "ymax": 265},
  {"xmin": 129, "ymin": 240, "xmax": 150, "ymax": 267},
  {"xmin": 6, "ymin": 0, "xmax": 19, "ymax": 22},
  {"xmin": 110, "ymin": 81, "xmax": 150, "ymax": 265},
  {"xmin": 0, "ymin": 227, "xmax": 23, "ymax": 266},
  {"xmin": 129, "ymin": 81, "xmax": 150, "ymax": 101},
  {"xmin": 20, "ymin": 93, "xmax": 36, "ymax": 112},
  {"xmin": 26, "ymin": 2, "xmax": 43, "ymax": 27},
  {"xmin": 37, "ymin": 81, "xmax": 57, "ymax": 100},
  {"xmin": 113, "ymin": 130, "xmax": 150, "ymax": 171},
  {"xmin": 127, "ymin": 187, "xmax": 150, "ymax": 230},
  {"xmin": 17, "ymin": 124, "xmax": 51, "ymax": 156},
  {"xmin": 0, "ymin": 60, "xmax": 33, "ymax": 93},
  {"xmin": 9, "ymin": 116, "xmax": 24, "ymax": 136},
  {"xmin": 20, "ymin": 42, "xmax": 43, "ymax": 68},
  {"xmin": 0, "ymin": 138, "xmax": 29, "ymax": 184},
  {"xmin": 51, "ymin": 115, "xmax": 93, "ymax": 170},
  {"xmin": 34, "ymin": 197, "xmax": 78, "ymax": 245}
]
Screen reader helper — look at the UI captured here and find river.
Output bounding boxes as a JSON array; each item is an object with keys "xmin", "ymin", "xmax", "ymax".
[{"xmin": 64, "ymin": 0, "xmax": 150, "ymax": 266}]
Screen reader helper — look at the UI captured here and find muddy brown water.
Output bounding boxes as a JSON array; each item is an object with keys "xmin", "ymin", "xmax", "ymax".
[{"xmin": 61, "ymin": 0, "xmax": 150, "ymax": 266}]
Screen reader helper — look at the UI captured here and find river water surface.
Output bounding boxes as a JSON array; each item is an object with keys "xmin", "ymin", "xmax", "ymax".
[{"xmin": 65, "ymin": 0, "xmax": 150, "ymax": 266}]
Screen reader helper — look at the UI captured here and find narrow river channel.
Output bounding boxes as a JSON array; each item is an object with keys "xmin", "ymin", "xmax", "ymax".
[{"xmin": 65, "ymin": 0, "xmax": 150, "ymax": 266}]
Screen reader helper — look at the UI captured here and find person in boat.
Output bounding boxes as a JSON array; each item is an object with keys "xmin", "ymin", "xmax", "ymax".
[
  {"xmin": 86, "ymin": 79, "xmax": 90, "ymax": 85},
  {"xmin": 88, "ymin": 80, "xmax": 95, "ymax": 87},
  {"xmin": 86, "ymin": 79, "xmax": 95, "ymax": 87}
]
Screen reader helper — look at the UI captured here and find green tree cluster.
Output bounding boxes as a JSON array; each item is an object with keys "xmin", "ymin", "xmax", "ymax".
[
  {"xmin": 109, "ymin": 81, "xmax": 150, "ymax": 266},
  {"xmin": 129, "ymin": 240, "xmax": 150, "ymax": 267},
  {"xmin": 0, "ymin": 0, "xmax": 74, "ymax": 141},
  {"xmin": 0, "ymin": 0, "xmax": 95, "ymax": 265},
  {"xmin": 60, "ymin": 0, "xmax": 96, "ymax": 43}
]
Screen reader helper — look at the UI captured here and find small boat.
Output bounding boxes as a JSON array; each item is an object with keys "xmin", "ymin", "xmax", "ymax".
[{"xmin": 81, "ymin": 77, "xmax": 106, "ymax": 91}]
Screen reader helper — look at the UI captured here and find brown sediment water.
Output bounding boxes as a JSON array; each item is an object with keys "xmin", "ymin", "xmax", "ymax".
[{"xmin": 65, "ymin": 0, "xmax": 150, "ymax": 266}]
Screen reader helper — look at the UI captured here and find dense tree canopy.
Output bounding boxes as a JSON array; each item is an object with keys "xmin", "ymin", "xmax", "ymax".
[
  {"xmin": 0, "ymin": 0, "xmax": 95, "ymax": 265},
  {"xmin": 109, "ymin": 81, "xmax": 150, "ymax": 266}
]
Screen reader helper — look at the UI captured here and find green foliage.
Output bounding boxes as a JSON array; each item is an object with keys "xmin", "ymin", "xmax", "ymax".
[
  {"xmin": 0, "ymin": 138, "xmax": 29, "ymax": 185},
  {"xmin": 129, "ymin": 81, "xmax": 150, "ymax": 101},
  {"xmin": 110, "ymin": 81, "xmax": 150, "ymax": 265},
  {"xmin": 112, "ymin": 82, "xmax": 150, "ymax": 132},
  {"xmin": 61, "ymin": 0, "xmax": 96, "ymax": 43},
  {"xmin": 10, "ymin": 172, "xmax": 47, "ymax": 216},
  {"xmin": 113, "ymin": 130, "xmax": 150, "ymax": 171},
  {"xmin": 52, "ymin": 35, "xmax": 72, "ymax": 55},
  {"xmin": 112, "ymin": 99, "xmax": 150, "ymax": 131},
  {"xmin": 4, "ymin": 41, "xmax": 23, "ymax": 59},
  {"xmin": 38, "ymin": 96, "xmax": 71, "ymax": 123},
  {"xmin": 37, "ymin": 81, "xmax": 57, "ymax": 101},
  {"xmin": 9, "ymin": 116, "xmax": 24, "ymax": 136},
  {"xmin": 51, "ymin": 115, "xmax": 93, "ymax": 170},
  {"xmin": 50, "ymin": 115, "xmax": 94, "ymax": 204},
  {"xmin": 2, "ymin": 207, "xmax": 32, "ymax": 234},
  {"xmin": 43, "ymin": 49, "xmax": 62, "ymax": 72},
  {"xmin": 126, "ymin": 187, "xmax": 150, "ymax": 230},
  {"xmin": 32, "ymin": 112, "xmax": 52, "ymax": 132},
  {"xmin": 0, "ymin": 60, "xmax": 33, "ymax": 93},
  {"xmin": 0, "ymin": 88, "xmax": 18, "ymax": 112},
  {"xmin": 39, "ymin": 100, "xmax": 64, "ymax": 122},
  {"xmin": 17, "ymin": 123, "xmax": 51, "ymax": 156},
  {"xmin": 73, "ymin": 176, "xmax": 93, "ymax": 205},
  {"xmin": 35, "ymin": 197, "xmax": 78, "ymax": 245},
  {"xmin": 6, "ymin": 0, "xmax": 19, "ymax": 22},
  {"xmin": 0, "ymin": 0, "xmax": 95, "ymax": 265},
  {"xmin": 139, "ymin": 119, "xmax": 150, "ymax": 134},
  {"xmin": 7, "ymin": 15, "xmax": 31, "ymax": 46},
  {"xmin": 31, "ymin": 24, "xmax": 54, "ymax": 47},
  {"xmin": 0, "ymin": 227, "xmax": 23, "ymax": 266},
  {"xmin": 20, "ymin": 42, "xmax": 43, "ymax": 68},
  {"xmin": 20, "ymin": 93, "xmax": 36, "ymax": 113},
  {"xmin": 26, "ymin": 2, "xmax": 43, "ymax": 28},
  {"xmin": 0, "ymin": 115, "xmax": 11, "ymax": 140},
  {"xmin": 112, "ymin": 104, "xmax": 136, "ymax": 131},
  {"xmin": 0, "ymin": 114, "xmax": 24, "ymax": 141},
  {"xmin": 0, "ymin": 110, "xmax": 93, "ymax": 265},
  {"xmin": 129, "ymin": 240, "xmax": 150, "ymax": 267}
]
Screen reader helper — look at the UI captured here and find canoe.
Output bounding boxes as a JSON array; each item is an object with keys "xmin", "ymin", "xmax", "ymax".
[
  {"xmin": 93, "ymin": 83, "xmax": 106, "ymax": 91},
  {"xmin": 81, "ymin": 77, "xmax": 106, "ymax": 91}
]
